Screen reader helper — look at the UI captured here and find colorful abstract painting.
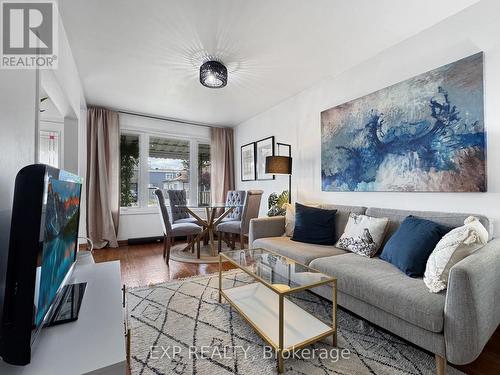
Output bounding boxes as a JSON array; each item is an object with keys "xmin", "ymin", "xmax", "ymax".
[{"xmin": 321, "ymin": 52, "xmax": 486, "ymax": 192}]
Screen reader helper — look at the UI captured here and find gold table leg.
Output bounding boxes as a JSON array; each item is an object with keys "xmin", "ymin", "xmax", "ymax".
[
  {"xmin": 278, "ymin": 294, "xmax": 284, "ymax": 373},
  {"xmin": 333, "ymin": 279, "xmax": 337, "ymax": 346}
]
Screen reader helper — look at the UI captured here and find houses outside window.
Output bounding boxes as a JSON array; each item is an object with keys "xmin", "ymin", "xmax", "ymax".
[{"xmin": 120, "ymin": 132, "xmax": 211, "ymax": 209}]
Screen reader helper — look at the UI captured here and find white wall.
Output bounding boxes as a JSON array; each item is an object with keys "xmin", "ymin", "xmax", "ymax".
[
  {"xmin": 235, "ymin": 0, "xmax": 500, "ymax": 235},
  {"xmin": 118, "ymin": 113, "xmax": 210, "ymax": 240},
  {"xmin": 0, "ymin": 3, "xmax": 86, "ymax": 253},
  {"xmin": 0, "ymin": 70, "xmax": 38, "ymax": 320},
  {"xmin": 42, "ymin": 3, "xmax": 87, "ymax": 240},
  {"xmin": 0, "ymin": 70, "xmax": 38, "ymax": 245}
]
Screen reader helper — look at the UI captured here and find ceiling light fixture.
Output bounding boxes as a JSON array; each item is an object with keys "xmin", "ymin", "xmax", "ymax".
[{"xmin": 200, "ymin": 60, "xmax": 227, "ymax": 88}]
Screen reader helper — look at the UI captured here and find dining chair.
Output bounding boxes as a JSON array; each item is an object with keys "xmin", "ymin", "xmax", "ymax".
[
  {"xmin": 154, "ymin": 189, "xmax": 202, "ymax": 263},
  {"xmin": 167, "ymin": 189, "xmax": 200, "ymax": 224},
  {"xmin": 217, "ymin": 190, "xmax": 263, "ymax": 251},
  {"xmin": 223, "ymin": 190, "xmax": 246, "ymax": 221}
]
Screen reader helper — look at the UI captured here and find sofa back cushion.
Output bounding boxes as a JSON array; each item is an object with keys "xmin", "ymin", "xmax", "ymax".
[
  {"xmin": 320, "ymin": 204, "xmax": 367, "ymax": 241},
  {"xmin": 292, "ymin": 203, "xmax": 337, "ymax": 245},
  {"xmin": 380, "ymin": 215, "xmax": 452, "ymax": 277},
  {"xmin": 366, "ymin": 207, "xmax": 492, "ymax": 246}
]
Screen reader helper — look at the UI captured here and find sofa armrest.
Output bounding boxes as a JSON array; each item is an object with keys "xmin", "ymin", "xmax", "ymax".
[
  {"xmin": 444, "ymin": 238, "xmax": 500, "ymax": 364},
  {"xmin": 249, "ymin": 216, "xmax": 286, "ymax": 247}
]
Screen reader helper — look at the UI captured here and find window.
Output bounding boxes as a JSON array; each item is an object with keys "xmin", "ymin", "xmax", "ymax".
[
  {"xmin": 148, "ymin": 137, "xmax": 190, "ymax": 206},
  {"xmin": 119, "ymin": 132, "xmax": 211, "ymax": 209},
  {"xmin": 120, "ymin": 134, "xmax": 140, "ymax": 207},
  {"xmin": 39, "ymin": 130, "xmax": 60, "ymax": 168}
]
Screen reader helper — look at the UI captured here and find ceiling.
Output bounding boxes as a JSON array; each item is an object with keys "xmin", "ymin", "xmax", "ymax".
[{"xmin": 59, "ymin": 0, "xmax": 478, "ymax": 126}]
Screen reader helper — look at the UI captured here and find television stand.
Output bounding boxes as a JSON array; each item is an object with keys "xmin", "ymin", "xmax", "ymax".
[
  {"xmin": 0, "ymin": 261, "xmax": 126, "ymax": 375},
  {"xmin": 46, "ymin": 282, "xmax": 87, "ymax": 327}
]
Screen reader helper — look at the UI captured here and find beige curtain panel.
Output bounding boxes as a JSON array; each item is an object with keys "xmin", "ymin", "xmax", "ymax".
[
  {"xmin": 210, "ymin": 127, "xmax": 235, "ymax": 204},
  {"xmin": 86, "ymin": 107, "xmax": 120, "ymax": 249}
]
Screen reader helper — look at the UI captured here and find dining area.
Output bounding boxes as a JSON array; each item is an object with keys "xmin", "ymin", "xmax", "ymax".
[{"xmin": 153, "ymin": 189, "xmax": 263, "ymax": 264}]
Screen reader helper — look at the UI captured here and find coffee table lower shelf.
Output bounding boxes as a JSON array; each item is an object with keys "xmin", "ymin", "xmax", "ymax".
[{"xmin": 221, "ymin": 282, "xmax": 334, "ymax": 351}]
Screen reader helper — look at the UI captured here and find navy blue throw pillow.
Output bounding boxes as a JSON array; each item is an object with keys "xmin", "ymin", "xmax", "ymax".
[
  {"xmin": 291, "ymin": 203, "xmax": 337, "ymax": 245},
  {"xmin": 380, "ymin": 215, "xmax": 452, "ymax": 277}
]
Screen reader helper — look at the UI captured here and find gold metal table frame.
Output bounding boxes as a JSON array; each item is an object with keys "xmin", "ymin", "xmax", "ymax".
[{"xmin": 218, "ymin": 248, "xmax": 337, "ymax": 373}]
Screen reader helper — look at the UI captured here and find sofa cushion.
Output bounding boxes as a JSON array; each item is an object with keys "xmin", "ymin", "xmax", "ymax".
[
  {"xmin": 292, "ymin": 203, "xmax": 337, "ymax": 245},
  {"xmin": 380, "ymin": 216, "xmax": 452, "ymax": 277},
  {"xmin": 336, "ymin": 213, "xmax": 389, "ymax": 257},
  {"xmin": 366, "ymin": 207, "xmax": 492, "ymax": 246},
  {"xmin": 320, "ymin": 204, "xmax": 367, "ymax": 241},
  {"xmin": 283, "ymin": 202, "xmax": 320, "ymax": 237},
  {"xmin": 252, "ymin": 236, "xmax": 347, "ymax": 265},
  {"xmin": 309, "ymin": 253, "xmax": 446, "ymax": 333},
  {"xmin": 424, "ymin": 216, "xmax": 489, "ymax": 293}
]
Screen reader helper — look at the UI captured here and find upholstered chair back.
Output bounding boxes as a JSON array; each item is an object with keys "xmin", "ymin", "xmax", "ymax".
[
  {"xmin": 241, "ymin": 190, "xmax": 263, "ymax": 234},
  {"xmin": 154, "ymin": 189, "xmax": 172, "ymax": 235},
  {"xmin": 167, "ymin": 190, "xmax": 189, "ymax": 220},
  {"xmin": 225, "ymin": 190, "xmax": 246, "ymax": 220}
]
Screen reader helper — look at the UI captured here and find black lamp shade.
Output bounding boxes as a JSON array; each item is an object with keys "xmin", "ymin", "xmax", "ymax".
[
  {"xmin": 265, "ymin": 156, "xmax": 292, "ymax": 175},
  {"xmin": 200, "ymin": 61, "xmax": 228, "ymax": 88}
]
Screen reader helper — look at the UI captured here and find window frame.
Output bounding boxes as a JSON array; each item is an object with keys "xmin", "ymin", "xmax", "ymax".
[{"xmin": 120, "ymin": 127, "xmax": 210, "ymax": 214}]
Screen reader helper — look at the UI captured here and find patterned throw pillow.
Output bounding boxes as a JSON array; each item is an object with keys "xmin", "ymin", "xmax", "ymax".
[
  {"xmin": 336, "ymin": 213, "xmax": 389, "ymax": 257},
  {"xmin": 424, "ymin": 216, "xmax": 488, "ymax": 293}
]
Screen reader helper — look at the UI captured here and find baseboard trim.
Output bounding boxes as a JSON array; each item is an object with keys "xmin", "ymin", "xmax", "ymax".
[{"xmin": 126, "ymin": 236, "xmax": 164, "ymax": 246}]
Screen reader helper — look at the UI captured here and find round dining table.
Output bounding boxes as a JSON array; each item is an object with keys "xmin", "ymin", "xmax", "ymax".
[{"xmin": 175, "ymin": 203, "xmax": 242, "ymax": 258}]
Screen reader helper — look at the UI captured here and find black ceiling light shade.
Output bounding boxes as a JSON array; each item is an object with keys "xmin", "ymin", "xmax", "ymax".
[{"xmin": 200, "ymin": 60, "xmax": 227, "ymax": 88}]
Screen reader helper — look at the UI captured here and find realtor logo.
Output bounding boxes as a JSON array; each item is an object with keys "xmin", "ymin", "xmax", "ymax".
[{"xmin": 1, "ymin": 0, "xmax": 58, "ymax": 69}]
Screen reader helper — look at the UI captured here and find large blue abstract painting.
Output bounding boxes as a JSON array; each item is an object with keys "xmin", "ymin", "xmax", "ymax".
[{"xmin": 321, "ymin": 52, "xmax": 486, "ymax": 192}]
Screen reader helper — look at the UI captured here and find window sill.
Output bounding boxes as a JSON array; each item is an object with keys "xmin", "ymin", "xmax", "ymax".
[{"xmin": 120, "ymin": 207, "xmax": 157, "ymax": 215}]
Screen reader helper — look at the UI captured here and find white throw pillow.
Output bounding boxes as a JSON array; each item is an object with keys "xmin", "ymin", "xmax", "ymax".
[
  {"xmin": 283, "ymin": 202, "xmax": 319, "ymax": 237},
  {"xmin": 336, "ymin": 213, "xmax": 389, "ymax": 257},
  {"xmin": 424, "ymin": 216, "xmax": 488, "ymax": 293}
]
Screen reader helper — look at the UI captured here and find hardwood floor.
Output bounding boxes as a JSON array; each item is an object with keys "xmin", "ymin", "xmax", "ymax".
[
  {"xmin": 93, "ymin": 241, "xmax": 236, "ymax": 288},
  {"xmin": 93, "ymin": 242, "xmax": 500, "ymax": 375}
]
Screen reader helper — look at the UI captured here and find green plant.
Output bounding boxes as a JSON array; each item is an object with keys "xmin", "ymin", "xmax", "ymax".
[
  {"xmin": 120, "ymin": 135, "xmax": 139, "ymax": 207},
  {"xmin": 267, "ymin": 190, "xmax": 289, "ymax": 216}
]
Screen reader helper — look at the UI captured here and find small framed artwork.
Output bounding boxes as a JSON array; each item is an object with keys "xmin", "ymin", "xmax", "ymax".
[
  {"xmin": 256, "ymin": 136, "xmax": 275, "ymax": 180},
  {"xmin": 277, "ymin": 143, "xmax": 291, "ymax": 157},
  {"xmin": 241, "ymin": 142, "xmax": 256, "ymax": 181}
]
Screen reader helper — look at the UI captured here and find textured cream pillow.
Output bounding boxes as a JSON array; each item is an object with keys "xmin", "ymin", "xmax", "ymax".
[
  {"xmin": 283, "ymin": 202, "xmax": 319, "ymax": 237},
  {"xmin": 424, "ymin": 216, "xmax": 489, "ymax": 293},
  {"xmin": 336, "ymin": 213, "xmax": 389, "ymax": 257}
]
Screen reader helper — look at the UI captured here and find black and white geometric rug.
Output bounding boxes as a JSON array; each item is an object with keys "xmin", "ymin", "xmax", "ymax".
[{"xmin": 127, "ymin": 270, "xmax": 463, "ymax": 375}]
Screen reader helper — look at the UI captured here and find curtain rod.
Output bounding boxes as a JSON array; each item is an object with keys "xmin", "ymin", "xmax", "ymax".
[{"xmin": 115, "ymin": 109, "xmax": 222, "ymax": 129}]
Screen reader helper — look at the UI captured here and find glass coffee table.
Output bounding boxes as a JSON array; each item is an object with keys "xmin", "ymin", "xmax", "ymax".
[{"xmin": 219, "ymin": 248, "xmax": 337, "ymax": 373}]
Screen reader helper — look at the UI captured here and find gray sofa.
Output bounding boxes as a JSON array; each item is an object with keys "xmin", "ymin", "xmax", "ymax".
[{"xmin": 249, "ymin": 204, "xmax": 500, "ymax": 375}]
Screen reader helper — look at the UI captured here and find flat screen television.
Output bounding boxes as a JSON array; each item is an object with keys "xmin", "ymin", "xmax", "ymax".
[{"xmin": 0, "ymin": 164, "xmax": 83, "ymax": 366}]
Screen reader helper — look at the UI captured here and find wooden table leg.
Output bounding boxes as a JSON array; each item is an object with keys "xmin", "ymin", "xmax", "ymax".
[
  {"xmin": 212, "ymin": 207, "xmax": 237, "ymax": 253},
  {"xmin": 192, "ymin": 228, "xmax": 208, "ymax": 259},
  {"xmin": 204, "ymin": 207, "xmax": 215, "ymax": 256},
  {"xmin": 209, "ymin": 230, "xmax": 216, "ymax": 256}
]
